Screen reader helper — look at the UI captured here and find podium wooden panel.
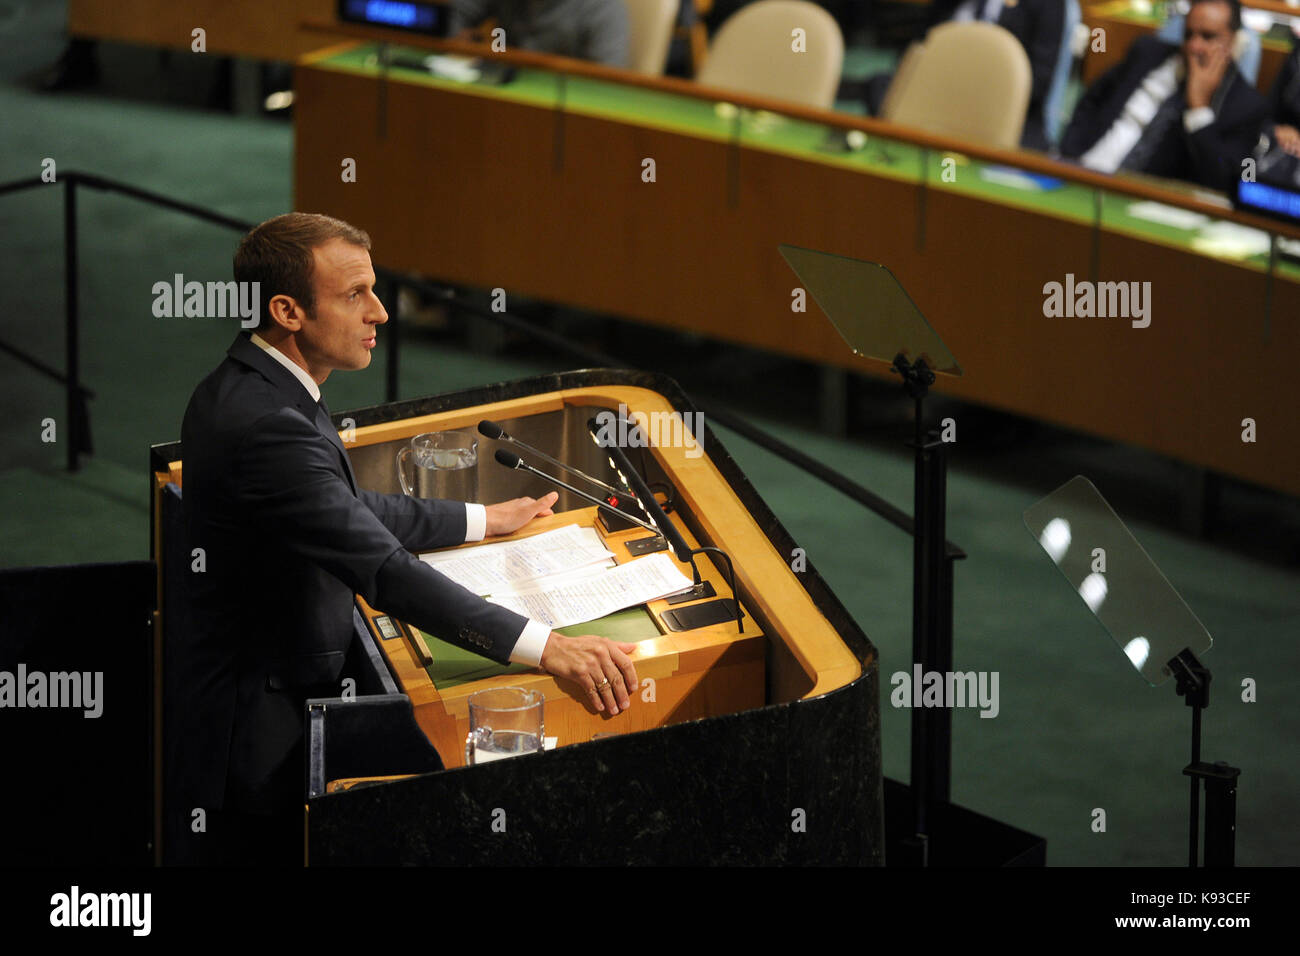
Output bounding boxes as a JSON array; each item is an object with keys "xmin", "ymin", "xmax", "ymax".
[{"xmin": 68, "ymin": 0, "xmax": 337, "ymax": 60}]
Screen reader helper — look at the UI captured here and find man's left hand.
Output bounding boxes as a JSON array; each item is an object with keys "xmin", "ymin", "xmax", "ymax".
[{"xmin": 485, "ymin": 492, "xmax": 559, "ymax": 536}]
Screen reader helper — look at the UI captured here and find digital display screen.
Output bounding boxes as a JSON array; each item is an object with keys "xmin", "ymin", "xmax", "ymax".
[
  {"xmin": 338, "ymin": 0, "xmax": 449, "ymax": 36},
  {"xmin": 1236, "ymin": 180, "xmax": 1300, "ymax": 224}
]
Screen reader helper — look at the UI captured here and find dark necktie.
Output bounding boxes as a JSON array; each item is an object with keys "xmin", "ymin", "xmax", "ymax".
[{"xmin": 1120, "ymin": 88, "xmax": 1187, "ymax": 173}]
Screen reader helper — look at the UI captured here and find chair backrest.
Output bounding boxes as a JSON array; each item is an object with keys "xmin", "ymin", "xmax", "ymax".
[
  {"xmin": 879, "ymin": 41, "xmax": 926, "ymax": 122},
  {"xmin": 625, "ymin": 0, "xmax": 678, "ymax": 75},
  {"xmin": 885, "ymin": 20, "xmax": 1032, "ymax": 150},
  {"xmin": 1043, "ymin": 0, "xmax": 1083, "ymax": 145},
  {"xmin": 1155, "ymin": 13, "xmax": 1261, "ymax": 85},
  {"xmin": 696, "ymin": 0, "xmax": 845, "ymax": 109}
]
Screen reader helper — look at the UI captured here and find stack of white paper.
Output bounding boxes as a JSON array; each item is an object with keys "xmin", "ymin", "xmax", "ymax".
[
  {"xmin": 420, "ymin": 524, "xmax": 695, "ymax": 629},
  {"xmin": 487, "ymin": 552, "xmax": 694, "ymax": 629},
  {"xmin": 1191, "ymin": 221, "xmax": 1271, "ymax": 260},
  {"xmin": 421, "ymin": 524, "xmax": 616, "ymax": 592}
]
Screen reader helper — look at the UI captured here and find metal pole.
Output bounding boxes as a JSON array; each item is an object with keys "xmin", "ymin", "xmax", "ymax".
[
  {"xmin": 1189, "ymin": 703, "xmax": 1201, "ymax": 867},
  {"xmin": 64, "ymin": 176, "xmax": 80, "ymax": 472},
  {"xmin": 911, "ymin": 425, "xmax": 951, "ymax": 855}
]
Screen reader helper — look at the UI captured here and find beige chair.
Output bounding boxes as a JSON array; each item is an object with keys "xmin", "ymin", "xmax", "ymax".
[
  {"xmin": 877, "ymin": 41, "xmax": 924, "ymax": 124},
  {"xmin": 625, "ymin": 0, "xmax": 678, "ymax": 75},
  {"xmin": 696, "ymin": 0, "xmax": 844, "ymax": 110},
  {"xmin": 882, "ymin": 21, "xmax": 1032, "ymax": 150}
]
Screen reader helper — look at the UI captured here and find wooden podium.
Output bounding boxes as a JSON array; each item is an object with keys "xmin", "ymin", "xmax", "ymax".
[
  {"xmin": 152, "ymin": 369, "xmax": 882, "ymax": 864},
  {"xmin": 353, "ymin": 503, "xmax": 767, "ymax": 770}
]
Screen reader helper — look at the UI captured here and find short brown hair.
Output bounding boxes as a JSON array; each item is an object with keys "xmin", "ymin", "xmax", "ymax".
[{"xmin": 234, "ymin": 213, "xmax": 371, "ymax": 330}]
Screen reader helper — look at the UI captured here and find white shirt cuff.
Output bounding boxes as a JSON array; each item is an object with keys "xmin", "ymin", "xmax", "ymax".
[
  {"xmin": 464, "ymin": 503, "xmax": 486, "ymax": 542},
  {"xmin": 1184, "ymin": 107, "xmax": 1215, "ymax": 133},
  {"xmin": 508, "ymin": 619, "xmax": 552, "ymax": 666}
]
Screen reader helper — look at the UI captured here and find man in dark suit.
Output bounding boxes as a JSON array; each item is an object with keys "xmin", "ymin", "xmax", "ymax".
[
  {"xmin": 172, "ymin": 213, "xmax": 638, "ymax": 864},
  {"xmin": 1060, "ymin": 0, "xmax": 1266, "ymax": 191}
]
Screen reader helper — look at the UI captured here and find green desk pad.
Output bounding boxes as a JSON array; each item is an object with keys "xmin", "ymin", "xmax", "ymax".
[
  {"xmin": 312, "ymin": 44, "xmax": 1300, "ymax": 280},
  {"xmin": 419, "ymin": 604, "xmax": 660, "ymax": 691}
]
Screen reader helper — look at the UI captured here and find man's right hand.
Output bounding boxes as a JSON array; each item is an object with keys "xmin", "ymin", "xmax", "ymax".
[
  {"xmin": 539, "ymin": 632, "xmax": 638, "ymax": 715},
  {"xmin": 1186, "ymin": 42, "xmax": 1230, "ymax": 110}
]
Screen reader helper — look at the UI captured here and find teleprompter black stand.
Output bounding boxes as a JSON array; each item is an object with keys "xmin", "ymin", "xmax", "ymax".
[
  {"xmin": 1025, "ymin": 476, "xmax": 1239, "ymax": 868},
  {"xmin": 1170, "ymin": 650, "xmax": 1240, "ymax": 867},
  {"xmin": 780, "ymin": 245, "xmax": 980, "ymax": 868},
  {"xmin": 893, "ymin": 353, "xmax": 948, "ymax": 868}
]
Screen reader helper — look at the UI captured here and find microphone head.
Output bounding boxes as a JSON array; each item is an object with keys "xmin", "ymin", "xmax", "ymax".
[
  {"xmin": 494, "ymin": 448, "xmax": 522, "ymax": 469},
  {"xmin": 478, "ymin": 419, "xmax": 505, "ymax": 440}
]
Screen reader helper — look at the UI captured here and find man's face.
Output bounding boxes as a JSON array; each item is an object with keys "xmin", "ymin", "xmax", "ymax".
[
  {"xmin": 1184, "ymin": 1, "xmax": 1234, "ymax": 70},
  {"xmin": 297, "ymin": 237, "xmax": 387, "ymax": 382}
]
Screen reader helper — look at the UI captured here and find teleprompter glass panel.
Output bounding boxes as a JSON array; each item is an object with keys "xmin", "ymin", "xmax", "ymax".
[
  {"xmin": 1023, "ymin": 476, "xmax": 1213, "ymax": 686},
  {"xmin": 778, "ymin": 244, "xmax": 961, "ymax": 376}
]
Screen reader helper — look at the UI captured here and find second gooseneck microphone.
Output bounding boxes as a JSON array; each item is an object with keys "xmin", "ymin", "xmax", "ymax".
[
  {"xmin": 479, "ymin": 419, "xmax": 628, "ymax": 502},
  {"xmin": 493, "ymin": 449, "xmax": 661, "ymax": 537}
]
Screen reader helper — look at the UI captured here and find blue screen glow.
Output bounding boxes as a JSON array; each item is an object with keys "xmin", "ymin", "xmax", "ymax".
[
  {"xmin": 340, "ymin": 0, "xmax": 440, "ymax": 31},
  {"xmin": 1238, "ymin": 180, "xmax": 1300, "ymax": 221}
]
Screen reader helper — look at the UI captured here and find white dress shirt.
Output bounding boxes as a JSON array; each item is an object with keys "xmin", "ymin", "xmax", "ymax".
[
  {"xmin": 249, "ymin": 333, "xmax": 551, "ymax": 666},
  {"xmin": 1080, "ymin": 55, "xmax": 1216, "ymax": 174}
]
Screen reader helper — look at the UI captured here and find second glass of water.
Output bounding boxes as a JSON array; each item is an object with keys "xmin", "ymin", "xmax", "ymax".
[{"xmin": 464, "ymin": 686, "xmax": 544, "ymax": 765}]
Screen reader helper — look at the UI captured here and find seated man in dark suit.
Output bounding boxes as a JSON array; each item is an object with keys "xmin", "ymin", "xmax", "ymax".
[
  {"xmin": 448, "ymin": 0, "xmax": 630, "ymax": 67},
  {"xmin": 1060, "ymin": 0, "xmax": 1266, "ymax": 191},
  {"xmin": 173, "ymin": 213, "xmax": 638, "ymax": 864}
]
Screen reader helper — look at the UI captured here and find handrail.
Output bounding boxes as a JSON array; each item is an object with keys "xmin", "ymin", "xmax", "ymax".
[{"xmin": 299, "ymin": 18, "xmax": 1300, "ymax": 243}]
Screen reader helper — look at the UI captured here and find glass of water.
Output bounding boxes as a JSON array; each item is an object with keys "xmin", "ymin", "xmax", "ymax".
[
  {"xmin": 396, "ymin": 429, "xmax": 479, "ymax": 501},
  {"xmin": 464, "ymin": 687, "xmax": 544, "ymax": 765}
]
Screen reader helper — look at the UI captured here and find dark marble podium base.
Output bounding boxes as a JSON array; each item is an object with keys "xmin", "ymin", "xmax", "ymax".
[{"xmin": 308, "ymin": 662, "xmax": 882, "ymax": 865}]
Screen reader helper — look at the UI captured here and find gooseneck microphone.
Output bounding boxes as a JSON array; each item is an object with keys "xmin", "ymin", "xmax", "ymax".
[
  {"xmin": 587, "ymin": 414, "xmax": 744, "ymax": 632},
  {"xmin": 479, "ymin": 419, "xmax": 629, "ymax": 503},
  {"xmin": 493, "ymin": 449, "xmax": 661, "ymax": 537},
  {"xmin": 587, "ymin": 417, "xmax": 692, "ymax": 564}
]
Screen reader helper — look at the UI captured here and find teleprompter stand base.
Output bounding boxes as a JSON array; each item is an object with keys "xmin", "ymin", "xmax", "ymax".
[{"xmin": 884, "ymin": 778, "xmax": 1047, "ymax": 867}]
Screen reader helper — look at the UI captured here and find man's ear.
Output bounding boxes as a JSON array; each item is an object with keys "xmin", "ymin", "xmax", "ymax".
[{"xmin": 266, "ymin": 294, "xmax": 302, "ymax": 331}]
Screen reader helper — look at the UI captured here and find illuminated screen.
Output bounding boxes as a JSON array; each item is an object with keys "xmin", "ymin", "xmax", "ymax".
[
  {"xmin": 1236, "ymin": 180, "xmax": 1300, "ymax": 224},
  {"xmin": 338, "ymin": 0, "xmax": 448, "ymax": 35}
]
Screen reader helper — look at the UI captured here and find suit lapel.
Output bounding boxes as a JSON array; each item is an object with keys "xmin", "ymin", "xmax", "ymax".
[
  {"xmin": 226, "ymin": 334, "xmax": 360, "ymax": 494},
  {"xmin": 309, "ymin": 396, "xmax": 360, "ymax": 494}
]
